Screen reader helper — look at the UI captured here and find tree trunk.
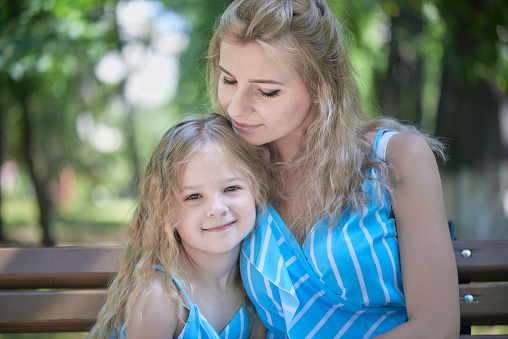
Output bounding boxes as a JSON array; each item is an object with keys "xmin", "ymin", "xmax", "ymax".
[
  {"xmin": 0, "ymin": 109, "xmax": 4, "ymax": 242},
  {"xmin": 376, "ymin": 1, "xmax": 423, "ymax": 125},
  {"xmin": 14, "ymin": 77, "xmax": 55, "ymax": 246}
]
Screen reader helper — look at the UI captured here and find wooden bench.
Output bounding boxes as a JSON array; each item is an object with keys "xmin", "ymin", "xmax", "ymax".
[{"xmin": 0, "ymin": 241, "xmax": 507, "ymax": 337}]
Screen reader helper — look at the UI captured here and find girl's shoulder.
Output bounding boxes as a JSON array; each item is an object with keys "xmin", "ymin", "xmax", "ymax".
[{"xmin": 126, "ymin": 273, "xmax": 180, "ymax": 338}]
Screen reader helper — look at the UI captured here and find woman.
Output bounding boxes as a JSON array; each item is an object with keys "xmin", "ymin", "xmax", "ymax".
[{"xmin": 207, "ymin": 0, "xmax": 460, "ymax": 338}]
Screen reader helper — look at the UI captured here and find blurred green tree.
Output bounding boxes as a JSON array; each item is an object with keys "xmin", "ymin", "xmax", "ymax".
[
  {"xmin": 169, "ymin": 0, "xmax": 231, "ymax": 115},
  {"xmin": 0, "ymin": 0, "xmax": 122, "ymax": 245},
  {"xmin": 1, "ymin": 0, "xmax": 507, "ymax": 247},
  {"xmin": 435, "ymin": 0, "xmax": 508, "ymax": 239}
]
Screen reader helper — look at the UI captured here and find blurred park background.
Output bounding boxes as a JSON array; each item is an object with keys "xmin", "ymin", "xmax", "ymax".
[
  {"xmin": 2, "ymin": 0, "xmax": 508, "ymax": 247},
  {"xmin": 1, "ymin": 0, "xmax": 508, "ymax": 337}
]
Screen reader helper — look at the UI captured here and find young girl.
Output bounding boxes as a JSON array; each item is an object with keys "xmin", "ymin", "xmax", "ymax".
[
  {"xmin": 207, "ymin": 0, "xmax": 460, "ymax": 338},
  {"xmin": 88, "ymin": 113, "xmax": 269, "ymax": 338}
]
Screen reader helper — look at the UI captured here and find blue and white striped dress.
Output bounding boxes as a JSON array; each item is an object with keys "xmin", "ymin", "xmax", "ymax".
[
  {"xmin": 114, "ymin": 267, "xmax": 251, "ymax": 339},
  {"xmin": 171, "ymin": 275, "xmax": 250, "ymax": 339},
  {"xmin": 240, "ymin": 130, "xmax": 408, "ymax": 338}
]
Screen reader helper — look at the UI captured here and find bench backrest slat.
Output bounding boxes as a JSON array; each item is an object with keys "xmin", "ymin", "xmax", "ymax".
[
  {"xmin": 0, "ymin": 247, "xmax": 121, "ymax": 289},
  {"xmin": 453, "ymin": 240, "xmax": 508, "ymax": 282},
  {"xmin": 0, "ymin": 290, "xmax": 106, "ymax": 333},
  {"xmin": 0, "ymin": 241, "xmax": 507, "ymax": 335}
]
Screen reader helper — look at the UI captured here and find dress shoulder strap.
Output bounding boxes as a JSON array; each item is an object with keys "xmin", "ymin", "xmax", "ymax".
[
  {"xmin": 154, "ymin": 265, "xmax": 192, "ymax": 305},
  {"xmin": 373, "ymin": 129, "xmax": 399, "ymax": 161}
]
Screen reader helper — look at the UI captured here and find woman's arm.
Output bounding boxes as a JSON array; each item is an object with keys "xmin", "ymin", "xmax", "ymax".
[
  {"xmin": 126, "ymin": 275, "xmax": 179, "ymax": 339},
  {"xmin": 374, "ymin": 132, "xmax": 460, "ymax": 339}
]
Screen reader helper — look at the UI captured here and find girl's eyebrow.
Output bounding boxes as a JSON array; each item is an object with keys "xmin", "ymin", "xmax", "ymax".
[
  {"xmin": 219, "ymin": 65, "xmax": 284, "ymax": 85},
  {"xmin": 180, "ymin": 177, "xmax": 247, "ymax": 191}
]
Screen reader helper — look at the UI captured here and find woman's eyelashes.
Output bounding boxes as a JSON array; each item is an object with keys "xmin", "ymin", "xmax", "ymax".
[
  {"xmin": 222, "ymin": 77, "xmax": 236, "ymax": 85},
  {"xmin": 221, "ymin": 76, "xmax": 280, "ymax": 98},
  {"xmin": 260, "ymin": 89, "xmax": 280, "ymax": 98}
]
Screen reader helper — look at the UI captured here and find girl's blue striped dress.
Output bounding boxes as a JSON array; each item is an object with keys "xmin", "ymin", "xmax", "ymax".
[
  {"xmin": 240, "ymin": 130, "xmax": 408, "ymax": 338},
  {"xmin": 114, "ymin": 267, "xmax": 251, "ymax": 339}
]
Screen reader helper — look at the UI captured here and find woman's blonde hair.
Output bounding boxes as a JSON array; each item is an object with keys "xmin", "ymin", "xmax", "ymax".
[
  {"xmin": 207, "ymin": 0, "xmax": 444, "ymax": 242},
  {"xmin": 88, "ymin": 113, "xmax": 270, "ymax": 338}
]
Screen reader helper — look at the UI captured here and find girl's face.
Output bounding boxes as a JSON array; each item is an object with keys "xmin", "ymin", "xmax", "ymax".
[
  {"xmin": 218, "ymin": 41, "xmax": 317, "ymax": 160},
  {"xmin": 176, "ymin": 145, "xmax": 256, "ymax": 256}
]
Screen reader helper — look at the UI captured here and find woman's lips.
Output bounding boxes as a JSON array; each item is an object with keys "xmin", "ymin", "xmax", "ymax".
[
  {"xmin": 231, "ymin": 119, "xmax": 261, "ymax": 133},
  {"xmin": 204, "ymin": 221, "xmax": 235, "ymax": 232}
]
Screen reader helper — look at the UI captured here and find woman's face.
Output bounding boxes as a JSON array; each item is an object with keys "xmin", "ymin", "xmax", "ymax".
[{"xmin": 218, "ymin": 41, "xmax": 317, "ymax": 160}]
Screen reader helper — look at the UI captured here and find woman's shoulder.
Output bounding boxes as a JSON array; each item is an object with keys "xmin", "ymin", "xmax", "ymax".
[
  {"xmin": 365, "ymin": 129, "xmax": 433, "ymax": 162},
  {"xmin": 385, "ymin": 132, "xmax": 434, "ymax": 164}
]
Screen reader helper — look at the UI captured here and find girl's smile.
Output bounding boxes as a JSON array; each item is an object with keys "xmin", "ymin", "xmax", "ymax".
[{"xmin": 177, "ymin": 144, "xmax": 257, "ymax": 255}]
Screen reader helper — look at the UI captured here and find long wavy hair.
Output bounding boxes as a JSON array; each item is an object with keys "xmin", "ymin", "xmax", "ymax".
[
  {"xmin": 207, "ymin": 0, "xmax": 444, "ymax": 242},
  {"xmin": 88, "ymin": 113, "xmax": 270, "ymax": 338}
]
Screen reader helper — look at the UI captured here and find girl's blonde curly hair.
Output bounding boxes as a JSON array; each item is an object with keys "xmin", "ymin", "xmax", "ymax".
[{"xmin": 88, "ymin": 113, "xmax": 270, "ymax": 338}]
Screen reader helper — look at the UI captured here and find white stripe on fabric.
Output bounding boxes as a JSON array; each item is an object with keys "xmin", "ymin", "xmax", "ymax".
[
  {"xmin": 362, "ymin": 311, "xmax": 396, "ymax": 339},
  {"xmin": 240, "ymin": 307, "xmax": 244, "ymax": 338},
  {"xmin": 258, "ymin": 226, "xmax": 272, "ymax": 272},
  {"xmin": 225, "ymin": 323, "xmax": 229, "ymax": 339},
  {"xmin": 309, "ymin": 230, "xmax": 324, "ymax": 277},
  {"xmin": 245, "ymin": 261, "xmax": 273, "ymax": 326},
  {"xmin": 264, "ymin": 276, "xmax": 285, "ymax": 318},
  {"xmin": 199, "ymin": 313, "xmax": 213, "ymax": 338},
  {"xmin": 285, "ymin": 256, "xmax": 297, "ymax": 267},
  {"xmin": 268, "ymin": 334, "xmax": 274, "ymax": 339},
  {"xmin": 376, "ymin": 131, "xmax": 398, "ymax": 161},
  {"xmin": 249, "ymin": 232, "xmax": 255, "ymax": 262},
  {"xmin": 344, "ymin": 219, "xmax": 369, "ymax": 306},
  {"xmin": 327, "ymin": 226, "xmax": 346, "ymax": 298},
  {"xmin": 305, "ymin": 303, "xmax": 342, "ymax": 339},
  {"xmin": 281, "ymin": 301, "xmax": 297, "ymax": 317},
  {"xmin": 287, "ymin": 290, "xmax": 325, "ymax": 331},
  {"xmin": 360, "ymin": 206, "xmax": 390, "ymax": 304},
  {"xmin": 293, "ymin": 273, "xmax": 309, "ymax": 291},
  {"xmin": 333, "ymin": 310, "xmax": 364, "ymax": 339},
  {"xmin": 277, "ymin": 236, "xmax": 284, "ymax": 246},
  {"xmin": 376, "ymin": 208, "xmax": 405, "ymax": 299},
  {"xmin": 274, "ymin": 256, "xmax": 284, "ymax": 285}
]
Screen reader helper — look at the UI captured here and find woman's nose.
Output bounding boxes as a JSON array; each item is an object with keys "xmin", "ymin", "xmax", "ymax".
[{"xmin": 227, "ymin": 88, "xmax": 252, "ymax": 118}]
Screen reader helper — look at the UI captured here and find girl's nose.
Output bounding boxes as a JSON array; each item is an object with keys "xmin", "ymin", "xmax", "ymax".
[{"xmin": 207, "ymin": 195, "xmax": 228, "ymax": 217}]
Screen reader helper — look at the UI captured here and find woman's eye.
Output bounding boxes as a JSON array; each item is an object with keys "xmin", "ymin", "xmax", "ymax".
[
  {"xmin": 222, "ymin": 77, "xmax": 236, "ymax": 85},
  {"xmin": 260, "ymin": 90, "xmax": 280, "ymax": 98},
  {"xmin": 225, "ymin": 186, "xmax": 240, "ymax": 192},
  {"xmin": 185, "ymin": 193, "xmax": 201, "ymax": 201}
]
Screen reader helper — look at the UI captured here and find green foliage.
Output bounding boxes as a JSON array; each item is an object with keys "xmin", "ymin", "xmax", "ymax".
[{"xmin": 1, "ymin": 0, "xmax": 507, "ymax": 245}]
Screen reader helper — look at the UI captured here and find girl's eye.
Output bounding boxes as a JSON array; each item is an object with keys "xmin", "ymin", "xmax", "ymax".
[
  {"xmin": 260, "ymin": 90, "xmax": 280, "ymax": 98},
  {"xmin": 222, "ymin": 77, "xmax": 236, "ymax": 85},
  {"xmin": 185, "ymin": 193, "xmax": 201, "ymax": 201},
  {"xmin": 225, "ymin": 186, "xmax": 240, "ymax": 192}
]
